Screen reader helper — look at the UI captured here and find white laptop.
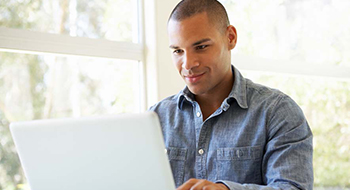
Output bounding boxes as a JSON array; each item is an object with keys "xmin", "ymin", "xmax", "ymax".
[{"xmin": 10, "ymin": 111, "xmax": 176, "ymax": 190}]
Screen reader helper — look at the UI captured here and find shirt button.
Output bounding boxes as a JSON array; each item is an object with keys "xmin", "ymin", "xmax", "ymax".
[
  {"xmin": 196, "ymin": 112, "xmax": 201, "ymax": 117},
  {"xmin": 198, "ymin": 149, "xmax": 204, "ymax": 155},
  {"xmin": 236, "ymin": 150, "xmax": 243, "ymax": 157}
]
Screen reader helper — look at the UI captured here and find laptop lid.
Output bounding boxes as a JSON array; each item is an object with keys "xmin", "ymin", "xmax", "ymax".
[{"xmin": 10, "ymin": 112, "xmax": 175, "ymax": 190}]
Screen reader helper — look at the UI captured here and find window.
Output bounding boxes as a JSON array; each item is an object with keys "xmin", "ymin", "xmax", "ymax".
[
  {"xmin": 0, "ymin": 0, "xmax": 139, "ymax": 42},
  {"xmin": 221, "ymin": 0, "xmax": 350, "ymax": 189},
  {"xmin": 0, "ymin": 0, "xmax": 143, "ymax": 189}
]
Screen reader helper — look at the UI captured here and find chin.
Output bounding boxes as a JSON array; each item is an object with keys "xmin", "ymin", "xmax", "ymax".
[{"xmin": 187, "ymin": 86, "xmax": 206, "ymax": 95}]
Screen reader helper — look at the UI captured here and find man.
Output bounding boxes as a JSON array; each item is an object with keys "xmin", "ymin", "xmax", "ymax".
[{"xmin": 150, "ymin": 0, "xmax": 313, "ymax": 190}]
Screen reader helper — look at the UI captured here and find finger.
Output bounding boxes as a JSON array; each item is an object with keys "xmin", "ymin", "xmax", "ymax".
[
  {"xmin": 177, "ymin": 178, "xmax": 199, "ymax": 190},
  {"xmin": 202, "ymin": 184, "xmax": 227, "ymax": 190},
  {"xmin": 191, "ymin": 183, "xmax": 229, "ymax": 190},
  {"xmin": 215, "ymin": 183, "xmax": 229, "ymax": 190},
  {"xmin": 189, "ymin": 179, "xmax": 210, "ymax": 190}
]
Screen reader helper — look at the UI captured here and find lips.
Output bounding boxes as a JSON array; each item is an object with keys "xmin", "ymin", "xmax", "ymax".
[{"xmin": 184, "ymin": 73, "xmax": 205, "ymax": 83}]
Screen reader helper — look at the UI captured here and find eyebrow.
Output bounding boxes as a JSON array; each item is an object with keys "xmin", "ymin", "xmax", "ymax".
[
  {"xmin": 192, "ymin": 38, "xmax": 211, "ymax": 46},
  {"xmin": 169, "ymin": 38, "xmax": 212, "ymax": 49}
]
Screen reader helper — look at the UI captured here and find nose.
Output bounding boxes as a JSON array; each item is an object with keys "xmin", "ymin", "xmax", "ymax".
[{"xmin": 182, "ymin": 52, "xmax": 199, "ymax": 71}]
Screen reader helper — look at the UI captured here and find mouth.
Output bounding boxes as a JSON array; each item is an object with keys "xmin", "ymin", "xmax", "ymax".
[{"xmin": 184, "ymin": 73, "xmax": 205, "ymax": 83}]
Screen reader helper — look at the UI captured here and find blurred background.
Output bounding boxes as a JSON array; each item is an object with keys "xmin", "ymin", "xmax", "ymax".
[{"xmin": 0, "ymin": 0, "xmax": 349, "ymax": 189}]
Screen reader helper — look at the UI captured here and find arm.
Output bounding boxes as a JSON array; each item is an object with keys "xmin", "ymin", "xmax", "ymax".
[{"xmin": 218, "ymin": 95, "xmax": 313, "ymax": 190}]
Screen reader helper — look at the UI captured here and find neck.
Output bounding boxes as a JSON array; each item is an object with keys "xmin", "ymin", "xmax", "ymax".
[{"xmin": 195, "ymin": 69, "xmax": 234, "ymax": 120}]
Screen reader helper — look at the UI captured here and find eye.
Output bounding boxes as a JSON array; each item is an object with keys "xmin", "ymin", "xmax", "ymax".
[
  {"xmin": 173, "ymin": 49, "xmax": 184, "ymax": 54},
  {"xmin": 196, "ymin": 45, "xmax": 208, "ymax": 50}
]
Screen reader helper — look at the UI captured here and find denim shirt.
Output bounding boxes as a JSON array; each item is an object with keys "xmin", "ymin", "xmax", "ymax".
[{"xmin": 149, "ymin": 66, "xmax": 313, "ymax": 190}]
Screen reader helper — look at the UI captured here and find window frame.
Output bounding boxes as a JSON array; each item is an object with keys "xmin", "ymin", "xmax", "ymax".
[
  {"xmin": 0, "ymin": 0, "xmax": 147, "ymax": 111},
  {"xmin": 231, "ymin": 53, "xmax": 350, "ymax": 80},
  {"xmin": 0, "ymin": 27, "xmax": 143, "ymax": 60}
]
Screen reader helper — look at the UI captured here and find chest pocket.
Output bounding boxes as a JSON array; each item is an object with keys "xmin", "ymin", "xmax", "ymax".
[
  {"xmin": 167, "ymin": 147, "xmax": 187, "ymax": 188},
  {"xmin": 216, "ymin": 146, "xmax": 262, "ymax": 183}
]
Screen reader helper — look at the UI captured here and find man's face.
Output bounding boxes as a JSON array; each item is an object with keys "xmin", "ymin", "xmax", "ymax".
[{"xmin": 168, "ymin": 12, "xmax": 236, "ymax": 96}]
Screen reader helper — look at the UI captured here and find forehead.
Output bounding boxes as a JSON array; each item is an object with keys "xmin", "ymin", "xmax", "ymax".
[{"xmin": 167, "ymin": 12, "xmax": 222, "ymax": 47}]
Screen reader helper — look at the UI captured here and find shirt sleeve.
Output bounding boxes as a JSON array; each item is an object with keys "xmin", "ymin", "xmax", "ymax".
[
  {"xmin": 218, "ymin": 94, "xmax": 313, "ymax": 190},
  {"xmin": 215, "ymin": 180, "xmax": 301, "ymax": 190}
]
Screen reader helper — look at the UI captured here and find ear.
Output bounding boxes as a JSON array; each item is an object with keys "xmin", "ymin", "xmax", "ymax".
[{"xmin": 226, "ymin": 25, "xmax": 237, "ymax": 50}]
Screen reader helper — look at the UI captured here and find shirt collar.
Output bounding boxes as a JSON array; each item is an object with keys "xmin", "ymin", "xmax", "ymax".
[
  {"xmin": 177, "ymin": 86, "xmax": 195, "ymax": 109},
  {"xmin": 177, "ymin": 65, "xmax": 248, "ymax": 110},
  {"xmin": 225, "ymin": 65, "xmax": 248, "ymax": 110}
]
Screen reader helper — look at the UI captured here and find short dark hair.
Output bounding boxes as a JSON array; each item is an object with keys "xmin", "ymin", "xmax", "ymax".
[{"xmin": 168, "ymin": 0, "xmax": 230, "ymax": 33}]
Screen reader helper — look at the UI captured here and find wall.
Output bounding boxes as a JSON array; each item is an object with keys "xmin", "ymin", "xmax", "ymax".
[{"xmin": 144, "ymin": 0, "xmax": 183, "ymax": 108}]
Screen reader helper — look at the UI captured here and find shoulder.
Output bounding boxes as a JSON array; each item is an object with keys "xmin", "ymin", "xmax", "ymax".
[
  {"xmin": 245, "ymin": 78, "xmax": 306, "ymax": 123},
  {"xmin": 245, "ymin": 79, "xmax": 309, "ymax": 134},
  {"xmin": 245, "ymin": 78, "xmax": 296, "ymax": 109},
  {"xmin": 149, "ymin": 92, "xmax": 181, "ymax": 113},
  {"xmin": 148, "ymin": 92, "xmax": 188, "ymax": 128}
]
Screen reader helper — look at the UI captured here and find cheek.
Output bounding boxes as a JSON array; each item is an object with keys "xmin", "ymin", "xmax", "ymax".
[
  {"xmin": 210, "ymin": 45, "xmax": 225, "ymax": 59},
  {"xmin": 172, "ymin": 56, "xmax": 182, "ymax": 72},
  {"xmin": 216, "ymin": 46, "xmax": 229, "ymax": 66},
  {"xmin": 203, "ymin": 50, "xmax": 222, "ymax": 68}
]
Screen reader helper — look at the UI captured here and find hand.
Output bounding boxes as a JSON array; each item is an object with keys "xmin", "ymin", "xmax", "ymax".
[{"xmin": 177, "ymin": 178, "xmax": 229, "ymax": 190}]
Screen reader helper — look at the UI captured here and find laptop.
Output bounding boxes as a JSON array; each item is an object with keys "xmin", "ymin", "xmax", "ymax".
[{"xmin": 10, "ymin": 111, "xmax": 176, "ymax": 190}]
